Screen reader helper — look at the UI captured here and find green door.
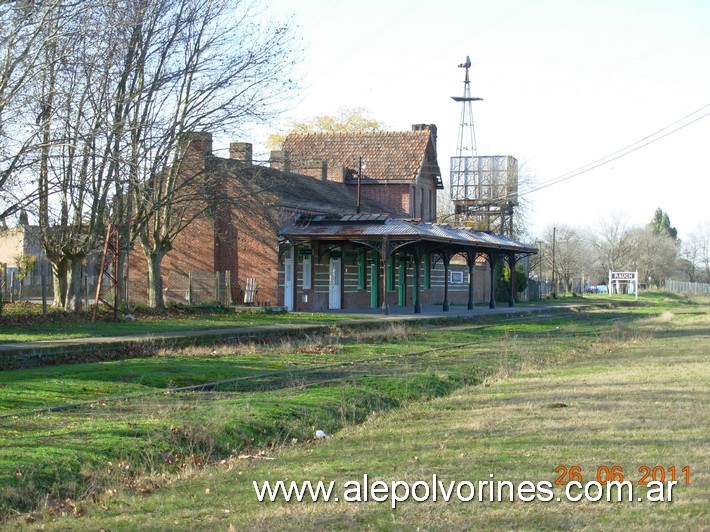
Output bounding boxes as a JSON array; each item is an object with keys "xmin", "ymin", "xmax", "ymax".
[{"xmin": 398, "ymin": 259, "xmax": 406, "ymax": 306}]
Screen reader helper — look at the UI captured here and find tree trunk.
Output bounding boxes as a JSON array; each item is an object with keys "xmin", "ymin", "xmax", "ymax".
[
  {"xmin": 51, "ymin": 257, "xmax": 69, "ymax": 308},
  {"xmin": 146, "ymin": 249, "xmax": 167, "ymax": 310},
  {"xmin": 65, "ymin": 256, "xmax": 85, "ymax": 312}
]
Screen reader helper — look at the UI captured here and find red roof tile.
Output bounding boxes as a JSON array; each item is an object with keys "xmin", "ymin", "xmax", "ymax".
[{"xmin": 283, "ymin": 129, "xmax": 441, "ymax": 186}]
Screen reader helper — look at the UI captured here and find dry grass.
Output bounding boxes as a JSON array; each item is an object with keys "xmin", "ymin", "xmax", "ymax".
[{"xmin": 11, "ymin": 301, "xmax": 709, "ymax": 529}]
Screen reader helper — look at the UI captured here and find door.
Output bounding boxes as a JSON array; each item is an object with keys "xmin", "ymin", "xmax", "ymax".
[
  {"xmin": 284, "ymin": 257, "xmax": 294, "ymax": 311},
  {"xmin": 329, "ymin": 257, "xmax": 342, "ymax": 309},
  {"xmin": 398, "ymin": 259, "xmax": 407, "ymax": 306}
]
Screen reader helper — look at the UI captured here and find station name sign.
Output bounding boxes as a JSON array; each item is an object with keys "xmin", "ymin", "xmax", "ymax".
[{"xmin": 610, "ymin": 272, "xmax": 636, "ymax": 281}]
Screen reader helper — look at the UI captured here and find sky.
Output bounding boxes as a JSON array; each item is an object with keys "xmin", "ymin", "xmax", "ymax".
[{"xmin": 247, "ymin": 0, "xmax": 710, "ymax": 240}]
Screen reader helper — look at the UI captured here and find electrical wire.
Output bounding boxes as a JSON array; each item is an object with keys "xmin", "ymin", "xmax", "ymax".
[{"xmin": 510, "ymin": 103, "xmax": 710, "ymax": 200}]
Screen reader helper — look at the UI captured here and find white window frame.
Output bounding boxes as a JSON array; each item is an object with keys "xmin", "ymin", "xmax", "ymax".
[
  {"xmin": 450, "ymin": 270, "xmax": 465, "ymax": 284},
  {"xmin": 302, "ymin": 255, "xmax": 312, "ymax": 289}
]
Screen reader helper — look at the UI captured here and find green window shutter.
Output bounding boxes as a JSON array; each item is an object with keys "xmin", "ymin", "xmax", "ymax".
[{"xmin": 357, "ymin": 250, "xmax": 365, "ymax": 289}]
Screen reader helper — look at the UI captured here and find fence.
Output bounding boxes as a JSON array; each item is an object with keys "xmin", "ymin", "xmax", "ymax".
[
  {"xmin": 665, "ymin": 279, "xmax": 710, "ymax": 294},
  {"xmin": 1, "ymin": 267, "xmax": 101, "ymax": 308},
  {"xmin": 1, "ymin": 263, "xmax": 236, "ymax": 308},
  {"xmin": 163, "ymin": 271, "xmax": 234, "ymax": 306}
]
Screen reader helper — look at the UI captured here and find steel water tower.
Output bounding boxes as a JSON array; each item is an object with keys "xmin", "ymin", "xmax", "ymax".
[{"xmin": 449, "ymin": 56, "xmax": 518, "ymax": 236}]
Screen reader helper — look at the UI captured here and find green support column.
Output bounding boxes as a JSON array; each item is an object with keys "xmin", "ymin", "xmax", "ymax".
[
  {"xmin": 468, "ymin": 257, "xmax": 475, "ymax": 310},
  {"xmin": 370, "ymin": 250, "xmax": 378, "ymax": 308},
  {"xmin": 398, "ymin": 259, "xmax": 406, "ymax": 306},
  {"xmin": 413, "ymin": 254, "xmax": 422, "ymax": 314}
]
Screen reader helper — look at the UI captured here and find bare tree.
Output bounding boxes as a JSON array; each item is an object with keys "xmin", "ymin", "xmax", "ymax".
[
  {"xmin": 591, "ymin": 213, "xmax": 636, "ymax": 280},
  {"xmin": 510, "ymin": 161, "xmax": 535, "ymax": 241},
  {"xmin": 0, "ymin": 1, "xmax": 66, "ymax": 222},
  {"xmin": 541, "ymin": 224, "xmax": 589, "ymax": 293},
  {"xmin": 34, "ymin": 1, "xmax": 136, "ymax": 310},
  {"xmin": 627, "ymin": 226, "xmax": 678, "ymax": 287},
  {"xmin": 684, "ymin": 221, "xmax": 710, "ymax": 283},
  {"xmin": 123, "ymin": 0, "xmax": 299, "ymax": 309},
  {"xmin": 10, "ymin": 0, "xmax": 297, "ymax": 311}
]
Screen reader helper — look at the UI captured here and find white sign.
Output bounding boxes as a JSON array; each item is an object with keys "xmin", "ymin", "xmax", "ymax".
[{"xmin": 608, "ymin": 270, "xmax": 638, "ymax": 299}]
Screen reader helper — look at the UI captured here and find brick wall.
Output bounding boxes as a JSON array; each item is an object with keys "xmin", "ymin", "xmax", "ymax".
[{"xmin": 360, "ymin": 183, "xmax": 411, "ymax": 216}]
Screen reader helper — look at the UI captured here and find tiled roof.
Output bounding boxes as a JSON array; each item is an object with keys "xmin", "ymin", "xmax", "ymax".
[
  {"xmin": 205, "ymin": 157, "xmax": 395, "ymax": 216},
  {"xmin": 283, "ymin": 129, "xmax": 441, "ymax": 186}
]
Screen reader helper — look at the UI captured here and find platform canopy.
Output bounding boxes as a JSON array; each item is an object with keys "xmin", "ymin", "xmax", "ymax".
[
  {"xmin": 279, "ymin": 213, "xmax": 537, "ymax": 314},
  {"xmin": 279, "ymin": 213, "xmax": 537, "ymax": 255}
]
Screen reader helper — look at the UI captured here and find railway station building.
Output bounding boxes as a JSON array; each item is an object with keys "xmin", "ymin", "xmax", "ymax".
[{"xmin": 127, "ymin": 125, "xmax": 536, "ymax": 313}]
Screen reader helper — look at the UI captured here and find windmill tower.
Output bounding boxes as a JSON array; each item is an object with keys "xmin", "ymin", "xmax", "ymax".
[{"xmin": 449, "ymin": 56, "xmax": 518, "ymax": 236}]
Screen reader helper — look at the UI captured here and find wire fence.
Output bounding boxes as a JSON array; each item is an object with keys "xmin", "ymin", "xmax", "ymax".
[
  {"xmin": 665, "ymin": 279, "xmax": 710, "ymax": 294},
  {"xmin": 163, "ymin": 271, "xmax": 233, "ymax": 306},
  {"xmin": 1, "ymin": 262, "xmax": 234, "ymax": 309}
]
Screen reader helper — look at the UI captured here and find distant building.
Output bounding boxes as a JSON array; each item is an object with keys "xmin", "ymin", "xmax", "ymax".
[{"xmin": 0, "ymin": 223, "xmax": 47, "ymax": 273}]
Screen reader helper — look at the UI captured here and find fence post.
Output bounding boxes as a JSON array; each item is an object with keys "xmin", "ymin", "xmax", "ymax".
[
  {"xmin": 188, "ymin": 271, "xmax": 193, "ymax": 305},
  {"xmin": 225, "ymin": 270, "xmax": 232, "ymax": 305},
  {"xmin": 215, "ymin": 271, "xmax": 220, "ymax": 304},
  {"xmin": 9, "ymin": 271, "xmax": 15, "ymax": 303}
]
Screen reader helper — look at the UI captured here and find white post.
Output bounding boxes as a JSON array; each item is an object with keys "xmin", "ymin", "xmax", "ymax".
[{"xmin": 608, "ymin": 271, "xmax": 612, "ymax": 297}]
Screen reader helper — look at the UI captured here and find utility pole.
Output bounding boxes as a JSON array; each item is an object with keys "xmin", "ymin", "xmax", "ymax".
[{"xmin": 551, "ymin": 226, "xmax": 557, "ymax": 298}]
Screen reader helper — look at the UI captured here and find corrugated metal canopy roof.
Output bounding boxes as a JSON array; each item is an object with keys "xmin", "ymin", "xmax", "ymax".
[{"xmin": 279, "ymin": 215, "xmax": 537, "ymax": 254}]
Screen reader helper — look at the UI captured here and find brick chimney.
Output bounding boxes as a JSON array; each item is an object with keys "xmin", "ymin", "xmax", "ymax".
[
  {"xmin": 412, "ymin": 123, "xmax": 437, "ymax": 153},
  {"xmin": 296, "ymin": 159, "xmax": 328, "ymax": 181},
  {"xmin": 229, "ymin": 142, "xmax": 252, "ymax": 164},
  {"xmin": 179, "ymin": 131, "xmax": 212, "ymax": 158},
  {"xmin": 269, "ymin": 150, "xmax": 291, "ymax": 173}
]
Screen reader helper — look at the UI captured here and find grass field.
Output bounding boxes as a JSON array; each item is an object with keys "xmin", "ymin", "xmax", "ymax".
[
  {"xmin": 0, "ymin": 304, "xmax": 365, "ymax": 343},
  {"xmin": 1, "ymin": 293, "xmax": 707, "ymax": 529}
]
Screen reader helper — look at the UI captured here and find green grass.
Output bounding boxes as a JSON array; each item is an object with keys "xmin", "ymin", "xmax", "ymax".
[
  {"xmin": 0, "ymin": 305, "xmax": 363, "ymax": 343},
  {"xmin": 1, "ymin": 293, "xmax": 708, "ymax": 528}
]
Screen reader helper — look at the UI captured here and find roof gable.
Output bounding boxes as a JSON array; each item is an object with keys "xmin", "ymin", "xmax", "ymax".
[{"xmin": 283, "ymin": 129, "xmax": 442, "ymax": 188}]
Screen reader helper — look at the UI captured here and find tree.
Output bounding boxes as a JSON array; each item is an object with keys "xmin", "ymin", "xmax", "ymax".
[
  {"xmin": 683, "ymin": 221, "xmax": 710, "ymax": 283},
  {"xmin": 650, "ymin": 207, "xmax": 678, "ymax": 240},
  {"xmin": 0, "ymin": 1, "xmax": 68, "ymax": 223},
  {"xmin": 591, "ymin": 213, "xmax": 636, "ymax": 280},
  {"xmin": 8, "ymin": 0, "xmax": 298, "ymax": 311},
  {"xmin": 495, "ymin": 260, "xmax": 527, "ymax": 302},
  {"xmin": 33, "ymin": 1, "xmax": 136, "ymax": 311},
  {"xmin": 124, "ymin": 0, "xmax": 299, "ymax": 309},
  {"xmin": 510, "ymin": 161, "xmax": 535, "ymax": 241},
  {"xmin": 540, "ymin": 224, "xmax": 590, "ymax": 293},
  {"xmin": 628, "ymin": 226, "xmax": 678, "ymax": 287},
  {"xmin": 266, "ymin": 106, "xmax": 384, "ymax": 150}
]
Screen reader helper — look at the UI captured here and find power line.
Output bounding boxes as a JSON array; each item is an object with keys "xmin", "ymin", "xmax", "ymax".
[{"xmin": 516, "ymin": 104, "xmax": 710, "ymax": 199}]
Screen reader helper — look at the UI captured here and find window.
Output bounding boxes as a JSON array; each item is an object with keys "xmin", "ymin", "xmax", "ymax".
[
  {"xmin": 450, "ymin": 270, "xmax": 464, "ymax": 284},
  {"xmin": 302, "ymin": 255, "xmax": 311, "ymax": 289},
  {"xmin": 357, "ymin": 251, "xmax": 365, "ymax": 289},
  {"xmin": 387, "ymin": 259, "xmax": 395, "ymax": 291}
]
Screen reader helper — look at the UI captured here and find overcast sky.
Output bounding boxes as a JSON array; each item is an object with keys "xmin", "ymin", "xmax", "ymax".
[{"xmin": 250, "ymin": 0, "xmax": 710, "ymax": 240}]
